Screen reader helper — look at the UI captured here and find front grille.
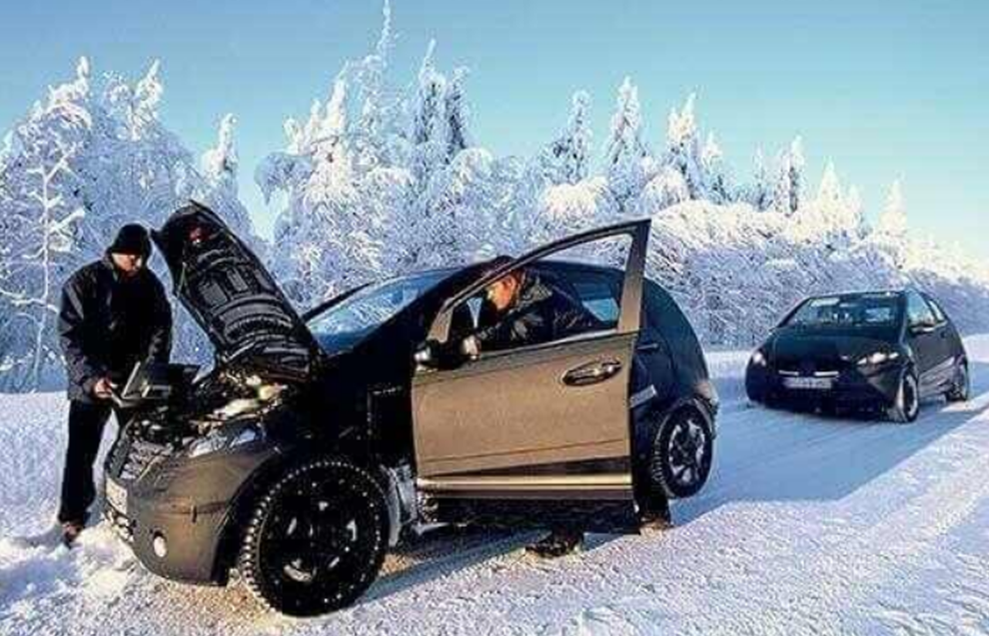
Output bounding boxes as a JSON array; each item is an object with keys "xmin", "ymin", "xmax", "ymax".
[
  {"xmin": 107, "ymin": 434, "xmax": 174, "ymax": 483},
  {"xmin": 776, "ymin": 357, "xmax": 846, "ymax": 375}
]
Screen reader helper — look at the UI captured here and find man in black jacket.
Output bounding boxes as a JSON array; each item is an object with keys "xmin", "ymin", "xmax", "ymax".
[
  {"xmin": 460, "ymin": 259, "xmax": 602, "ymax": 558},
  {"xmin": 57, "ymin": 224, "xmax": 172, "ymax": 545}
]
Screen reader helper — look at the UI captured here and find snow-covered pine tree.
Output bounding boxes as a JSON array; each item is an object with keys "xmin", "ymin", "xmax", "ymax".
[
  {"xmin": 773, "ymin": 136, "xmax": 804, "ymax": 216},
  {"xmin": 544, "ymin": 90, "xmax": 592, "ymax": 185},
  {"xmin": 846, "ymin": 184, "xmax": 866, "ymax": 238},
  {"xmin": 746, "ymin": 148, "xmax": 774, "ymax": 211},
  {"xmin": 811, "ymin": 160, "xmax": 848, "ymax": 247},
  {"xmin": 522, "ymin": 90, "xmax": 612, "ymax": 245},
  {"xmin": 353, "ymin": 0, "xmax": 395, "ymax": 170},
  {"xmin": 603, "ymin": 77, "xmax": 648, "ymax": 213},
  {"xmin": 875, "ymin": 179, "xmax": 907, "ymax": 239},
  {"xmin": 200, "ymin": 114, "xmax": 255, "ymax": 248},
  {"xmin": 664, "ymin": 94, "xmax": 706, "ymax": 200},
  {"xmin": 444, "ymin": 67, "xmax": 470, "ymax": 161},
  {"xmin": 701, "ymin": 132, "xmax": 732, "ymax": 204}
]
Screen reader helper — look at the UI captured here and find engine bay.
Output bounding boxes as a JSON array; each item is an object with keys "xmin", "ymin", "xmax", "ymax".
[{"xmin": 126, "ymin": 368, "xmax": 288, "ymax": 447}]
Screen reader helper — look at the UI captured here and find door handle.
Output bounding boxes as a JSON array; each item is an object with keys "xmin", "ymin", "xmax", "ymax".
[
  {"xmin": 562, "ymin": 359, "xmax": 623, "ymax": 386},
  {"xmin": 637, "ymin": 341, "xmax": 661, "ymax": 353}
]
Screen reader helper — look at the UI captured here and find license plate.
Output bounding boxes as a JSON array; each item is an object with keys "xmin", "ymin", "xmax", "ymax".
[
  {"xmin": 783, "ymin": 376, "xmax": 833, "ymax": 390},
  {"xmin": 105, "ymin": 477, "xmax": 128, "ymax": 516}
]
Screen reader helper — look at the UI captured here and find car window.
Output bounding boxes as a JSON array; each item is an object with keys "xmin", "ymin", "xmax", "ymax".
[
  {"xmin": 906, "ymin": 291, "xmax": 936, "ymax": 327},
  {"xmin": 458, "ymin": 239, "xmax": 631, "ymax": 356},
  {"xmin": 307, "ymin": 271, "xmax": 449, "ymax": 344},
  {"xmin": 541, "ymin": 267, "xmax": 621, "ymax": 328},
  {"xmin": 924, "ymin": 295, "xmax": 947, "ymax": 323}
]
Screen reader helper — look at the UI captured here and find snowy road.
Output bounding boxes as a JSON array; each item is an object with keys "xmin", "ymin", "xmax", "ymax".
[{"xmin": 2, "ymin": 337, "xmax": 989, "ymax": 635}]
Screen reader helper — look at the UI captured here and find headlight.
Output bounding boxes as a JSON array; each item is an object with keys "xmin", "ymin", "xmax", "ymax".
[
  {"xmin": 856, "ymin": 350, "xmax": 900, "ymax": 367},
  {"xmin": 187, "ymin": 424, "xmax": 262, "ymax": 459},
  {"xmin": 751, "ymin": 350, "xmax": 767, "ymax": 367}
]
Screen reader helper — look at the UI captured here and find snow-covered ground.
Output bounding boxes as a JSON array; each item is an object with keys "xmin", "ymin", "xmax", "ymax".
[{"xmin": 2, "ymin": 337, "xmax": 989, "ymax": 636}]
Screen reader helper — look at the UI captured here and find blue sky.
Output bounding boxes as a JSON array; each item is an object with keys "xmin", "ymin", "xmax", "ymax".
[{"xmin": 1, "ymin": 1, "xmax": 985, "ymax": 258}]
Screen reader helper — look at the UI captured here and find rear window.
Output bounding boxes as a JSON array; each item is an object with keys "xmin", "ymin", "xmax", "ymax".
[{"xmin": 540, "ymin": 267, "xmax": 621, "ymax": 328}]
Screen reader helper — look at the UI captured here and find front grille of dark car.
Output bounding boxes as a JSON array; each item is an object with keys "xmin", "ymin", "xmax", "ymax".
[
  {"xmin": 775, "ymin": 357, "xmax": 846, "ymax": 375},
  {"xmin": 107, "ymin": 434, "xmax": 174, "ymax": 483}
]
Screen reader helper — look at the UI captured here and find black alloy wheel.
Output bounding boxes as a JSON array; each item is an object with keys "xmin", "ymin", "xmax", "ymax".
[
  {"xmin": 239, "ymin": 458, "xmax": 389, "ymax": 616},
  {"xmin": 649, "ymin": 408, "xmax": 714, "ymax": 499}
]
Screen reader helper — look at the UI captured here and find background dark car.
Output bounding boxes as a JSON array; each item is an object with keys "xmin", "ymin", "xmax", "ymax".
[
  {"xmin": 745, "ymin": 290, "xmax": 970, "ymax": 422},
  {"xmin": 101, "ymin": 203, "xmax": 718, "ymax": 616}
]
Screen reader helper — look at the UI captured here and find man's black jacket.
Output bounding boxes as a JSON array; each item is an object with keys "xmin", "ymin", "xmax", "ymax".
[
  {"xmin": 58, "ymin": 254, "xmax": 172, "ymax": 402},
  {"xmin": 473, "ymin": 272, "xmax": 602, "ymax": 352}
]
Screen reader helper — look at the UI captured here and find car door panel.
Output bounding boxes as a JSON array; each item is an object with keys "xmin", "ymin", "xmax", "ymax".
[{"xmin": 413, "ymin": 331, "xmax": 637, "ymax": 482}]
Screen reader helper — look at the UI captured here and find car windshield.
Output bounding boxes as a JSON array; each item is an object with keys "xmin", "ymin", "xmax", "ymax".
[
  {"xmin": 784, "ymin": 293, "xmax": 901, "ymax": 328},
  {"xmin": 306, "ymin": 270, "xmax": 451, "ymax": 350}
]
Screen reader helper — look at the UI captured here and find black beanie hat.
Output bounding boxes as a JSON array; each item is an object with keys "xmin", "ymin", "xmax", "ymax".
[{"xmin": 109, "ymin": 224, "xmax": 152, "ymax": 258}]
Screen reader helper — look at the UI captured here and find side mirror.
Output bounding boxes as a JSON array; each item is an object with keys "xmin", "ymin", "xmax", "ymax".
[{"xmin": 414, "ymin": 340, "xmax": 441, "ymax": 370}]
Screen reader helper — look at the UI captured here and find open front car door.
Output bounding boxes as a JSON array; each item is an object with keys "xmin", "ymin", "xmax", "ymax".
[{"xmin": 412, "ymin": 220, "xmax": 650, "ymax": 532}]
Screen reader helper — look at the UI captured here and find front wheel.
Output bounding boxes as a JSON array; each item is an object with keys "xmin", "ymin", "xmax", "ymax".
[
  {"xmin": 888, "ymin": 368, "xmax": 920, "ymax": 424},
  {"xmin": 238, "ymin": 458, "xmax": 389, "ymax": 616},
  {"xmin": 647, "ymin": 408, "xmax": 714, "ymax": 499},
  {"xmin": 946, "ymin": 360, "xmax": 971, "ymax": 403}
]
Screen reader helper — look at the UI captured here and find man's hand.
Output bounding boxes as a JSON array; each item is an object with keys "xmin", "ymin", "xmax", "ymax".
[{"xmin": 92, "ymin": 377, "xmax": 116, "ymax": 400}]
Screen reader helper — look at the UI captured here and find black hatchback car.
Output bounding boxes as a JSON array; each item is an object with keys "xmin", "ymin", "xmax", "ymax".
[
  {"xmin": 745, "ymin": 290, "xmax": 970, "ymax": 422},
  {"xmin": 102, "ymin": 202, "xmax": 718, "ymax": 616}
]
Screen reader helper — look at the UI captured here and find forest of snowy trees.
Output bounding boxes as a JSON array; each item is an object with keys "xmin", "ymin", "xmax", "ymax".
[{"xmin": 1, "ymin": 1, "xmax": 987, "ymax": 391}]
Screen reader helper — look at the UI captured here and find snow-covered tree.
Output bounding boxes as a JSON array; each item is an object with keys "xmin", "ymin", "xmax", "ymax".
[
  {"xmin": 846, "ymin": 184, "xmax": 865, "ymax": 238},
  {"xmin": 875, "ymin": 179, "xmax": 907, "ymax": 239},
  {"xmin": 542, "ymin": 91, "xmax": 592, "ymax": 185},
  {"xmin": 664, "ymin": 94, "xmax": 706, "ymax": 200},
  {"xmin": 603, "ymin": 77, "xmax": 648, "ymax": 212},
  {"xmin": 741, "ymin": 148, "xmax": 773, "ymax": 211},
  {"xmin": 444, "ymin": 67, "xmax": 470, "ymax": 161},
  {"xmin": 701, "ymin": 132, "xmax": 733, "ymax": 204},
  {"xmin": 773, "ymin": 136, "xmax": 804, "ymax": 215},
  {"xmin": 634, "ymin": 167, "xmax": 690, "ymax": 216}
]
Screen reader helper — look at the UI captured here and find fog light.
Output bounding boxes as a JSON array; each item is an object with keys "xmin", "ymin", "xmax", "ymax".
[{"xmin": 152, "ymin": 533, "xmax": 168, "ymax": 558}]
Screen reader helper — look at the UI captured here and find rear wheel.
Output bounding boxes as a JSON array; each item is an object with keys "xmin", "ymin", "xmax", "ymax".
[
  {"xmin": 888, "ymin": 368, "xmax": 920, "ymax": 424},
  {"xmin": 238, "ymin": 458, "xmax": 389, "ymax": 616},
  {"xmin": 946, "ymin": 360, "xmax": 970, "ymax": 403},
  {"xmin": 647, "ymin": 408, "xmax": 713, "ymax": 499}
]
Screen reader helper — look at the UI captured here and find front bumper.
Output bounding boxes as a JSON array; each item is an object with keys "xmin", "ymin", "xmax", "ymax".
[
  {"xmin": 746, "ymin": 361, "xmax": 902, "ymax": 410},
  {"xmin": 103, "ymin": 436, "xmax": 278, "ymax": 584}
]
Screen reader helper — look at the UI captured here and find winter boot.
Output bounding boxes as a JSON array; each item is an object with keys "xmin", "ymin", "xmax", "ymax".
[{"xmin": 61, "ymin": 521, "xmax": 85, "ymax": 547}]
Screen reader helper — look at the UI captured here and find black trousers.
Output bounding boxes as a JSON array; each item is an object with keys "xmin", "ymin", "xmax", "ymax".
[{"xmin": 57, "ymin": 401, "xmax": 131, "ymax": 525}]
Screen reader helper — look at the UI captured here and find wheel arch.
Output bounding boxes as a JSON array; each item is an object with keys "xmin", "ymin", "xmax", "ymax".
[{"xmin": 210, "ymin": 444, "xmax": 387, "ymax": 582}]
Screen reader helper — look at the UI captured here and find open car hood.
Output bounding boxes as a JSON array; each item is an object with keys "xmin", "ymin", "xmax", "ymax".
[{"xmin": 152, "ymin": 202, "xmax": 318, "ymax": 382}]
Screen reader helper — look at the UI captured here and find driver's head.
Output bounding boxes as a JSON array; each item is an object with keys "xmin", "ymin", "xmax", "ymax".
[{"xmin": 484, "ymin": 256, "xmax": 525, "ymax": 313}]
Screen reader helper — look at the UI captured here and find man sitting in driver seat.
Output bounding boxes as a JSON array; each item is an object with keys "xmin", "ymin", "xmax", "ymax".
[{"xmin": 461, "ymin": 257, "xmax": 600, "ymax": 357}]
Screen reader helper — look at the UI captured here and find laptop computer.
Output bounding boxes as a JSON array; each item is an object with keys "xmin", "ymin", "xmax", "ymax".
[{"xmin": 112, "ymin": 361, "xmax": 200, "ymax": 407}]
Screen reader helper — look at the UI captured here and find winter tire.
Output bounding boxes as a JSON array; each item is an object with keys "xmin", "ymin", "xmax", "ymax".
[
  {"xmin": 648, "ymin": 408, "xmax": 713, "ymax": 499},
  {"xmin": 888, "ymin": 368, "xmax": 920, "ymax": 424},
  {"xmin": 238, "ymin": 458, "xmax": 389, "ymax": 617},
  {"xmin": 946, "ymin": 360, "xmax": 970, "ymax": 403}
]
